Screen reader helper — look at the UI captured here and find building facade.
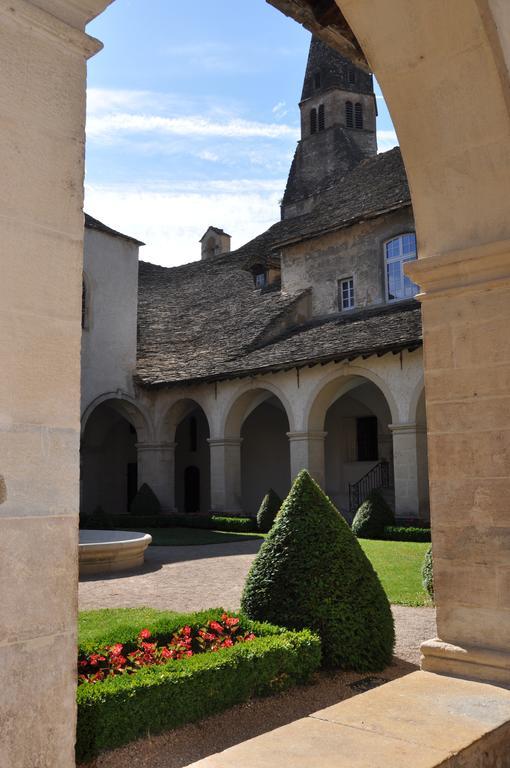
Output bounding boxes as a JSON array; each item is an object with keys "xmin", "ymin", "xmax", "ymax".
[{"xmin": 80, "ymin": 37, "xmax": 428, "ymax": 524}]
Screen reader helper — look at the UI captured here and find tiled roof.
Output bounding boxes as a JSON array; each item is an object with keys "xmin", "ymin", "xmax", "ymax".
[
  {"xmin": 135, "ymin": 147, "xmax": 418, "ymax": 388},
  {"xmin": 301, "ymin": 35, "xmax": 373, "ymax": 101}
]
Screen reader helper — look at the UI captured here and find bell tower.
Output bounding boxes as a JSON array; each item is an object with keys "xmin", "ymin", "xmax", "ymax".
[{"xmin": 281, "ymin": 36, "xmax": 377, "ymax": 220}]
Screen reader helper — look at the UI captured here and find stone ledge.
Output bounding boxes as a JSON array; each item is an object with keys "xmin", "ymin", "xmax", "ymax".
[
  {"xmin": 422, "ymin": 638, "xmax": 510, "ymax": 685},
  {"xmin": 185, "ymin": 671, "xmax": 510, "ymax": 767}
]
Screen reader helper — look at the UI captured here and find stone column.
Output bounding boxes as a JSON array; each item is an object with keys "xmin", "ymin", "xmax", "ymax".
[
  {"xmin": 136, "ymin": 442, "xmax": 176, "ymax": 513},
  {"xmin": 408, "ymin": 244, "xmax": 510, "ymax": 684},
  {"xmin": 208, "ymin": 438, "xmax": 243, "ymax": 513},
  {"xmin": 389, "ymin": 423, "xmax": 423, "ymax": 521},
  {"xmin": 0, "ymin": 2, "xmax": 111, "ymax": 765},
  {"xmin": 287, "ymin": 431, "xmax": 327, "ymax": 488}
]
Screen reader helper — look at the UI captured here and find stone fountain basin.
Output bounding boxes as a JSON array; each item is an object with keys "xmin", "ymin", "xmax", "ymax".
[{"xmin": 79, "ymin": 530, "xmax": 152, "ymax": 576}]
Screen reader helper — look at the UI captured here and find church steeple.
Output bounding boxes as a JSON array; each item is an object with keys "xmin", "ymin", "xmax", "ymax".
[{"xmin": 281, "ymin": 36, "xmax": 377, "ymax": 220}]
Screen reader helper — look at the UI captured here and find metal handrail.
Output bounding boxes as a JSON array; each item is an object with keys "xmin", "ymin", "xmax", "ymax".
[{"xmin": 349, "ymin": 460, "xmax": 391, "ymax": 515}]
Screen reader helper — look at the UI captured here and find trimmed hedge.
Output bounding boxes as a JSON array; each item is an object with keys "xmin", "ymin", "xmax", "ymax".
[
  {"xmin": 210, "ymin": 515, "xmax": 257, "ymax": 533},
  {"xmin": 241, "ymin": 470, "xmax": 395, "ymax": 671},
  {"xmin": 422, "ymin": 546, "xmax": 434, "ymax": 600},
  {"xmin": 257, "ymin": 489, "xmax": 282, "ymax": 533},
  {"xmin": 76, "ymin": 610, "xmax": 320, "ymax": 761},
  {"xmin": 351, "ymin": 490, "xmax": 395, "ymax": 539},
  {"xmin": 129, "ymin": 483, "xmax": 161, "ymax": 516},
  {"xmin": 383, "ymin": 526, "xmax": 431, "ymax": 543},
  {"xmin": 107, "ymin": 514, "xmax": 256, "ymax": 533}
]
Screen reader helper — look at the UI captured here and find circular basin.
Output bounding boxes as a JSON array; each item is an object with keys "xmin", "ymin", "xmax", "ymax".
[{"xmin": 79, "ymin": 530, "xmax": 152, "ymax": 576}]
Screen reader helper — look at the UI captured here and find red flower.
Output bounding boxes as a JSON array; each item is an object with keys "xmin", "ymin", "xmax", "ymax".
[{"xmin": 138, "ymin": 628, "xmax": 151, "ymax": 640}]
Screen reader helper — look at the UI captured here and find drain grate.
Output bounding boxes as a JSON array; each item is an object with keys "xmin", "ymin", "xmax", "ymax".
[{"xmin": 348, "ymin": 676, "xmax": 387, "ymax": 693}]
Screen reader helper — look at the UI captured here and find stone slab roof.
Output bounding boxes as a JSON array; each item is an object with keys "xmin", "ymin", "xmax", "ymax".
[{"xmin": 135, "ymin": 147, "xmax": 418, "ymax": 388}]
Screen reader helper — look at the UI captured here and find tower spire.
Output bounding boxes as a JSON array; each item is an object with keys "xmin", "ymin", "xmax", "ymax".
[{"xmin": 281, "ymin": 36, "xmax": 377, "ymax": 220}]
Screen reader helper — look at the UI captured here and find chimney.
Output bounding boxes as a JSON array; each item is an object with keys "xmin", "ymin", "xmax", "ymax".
[{"xmin": 199, "ymin": 226, "xmax": 232, "ymax": 260}]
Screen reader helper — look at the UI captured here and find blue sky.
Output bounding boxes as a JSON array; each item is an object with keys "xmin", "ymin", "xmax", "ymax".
[{"xmin": 85, "ymin": 0, "xmax": 397, "ymax": 266}]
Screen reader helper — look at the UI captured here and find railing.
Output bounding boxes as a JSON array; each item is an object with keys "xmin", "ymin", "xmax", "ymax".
[{"xmin": 349, "ymin": 461, "xmax": 391, "ymax": 516}]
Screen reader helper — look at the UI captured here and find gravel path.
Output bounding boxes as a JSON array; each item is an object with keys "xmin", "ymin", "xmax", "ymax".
[
  {"xmin": 79, "ymin": 541, "xmax": 436, "ymax": 768},
  {"xmin": 79, "ymin": 541, "xmax": 436, "ymax": 665}
]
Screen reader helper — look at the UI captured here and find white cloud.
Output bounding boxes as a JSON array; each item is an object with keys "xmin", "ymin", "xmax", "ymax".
[
  {"xmin": 272, "ymin": 101, "xmax": 288, "ymax": 119},
  {"xmin": 377, "ymin": 129, "xmax": 399, "ymax": 152},
  {"xmin": 84, "ymin": 179, "xmax": 285, "ymax": 267}
]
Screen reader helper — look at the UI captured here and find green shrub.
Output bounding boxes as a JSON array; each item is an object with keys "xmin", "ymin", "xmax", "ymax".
[
  {"xmin": 383, "ymin": 526, "xmax": 431, "ymax": 543},
  {"xmin": 256, "ymin": 489, "xmax": 282, "ymax": 533},
  {"xmin": 80, "ymin": 506, "xmax": 113, "ymax": 530},
  {"xmin": 422, "ymin": 545, "xmax": 434, "ymax": 600},
  {"xmin": 351, "ymin": 490, "xmax": 395, "ymax": 539},
  {"xmin": 241, "ymin": 470, "xmax": 394, "ymax": 671},
  {"xmin": 76, "ymin": 609, "xmax": 320, "ymax": 761},
  {"xmin": 129, "ymin": 483, "xmax": 161, "ymax": 517},
  {"xmin": 211, "ymin": 516, "xmax": 257, "ymax": 533}
]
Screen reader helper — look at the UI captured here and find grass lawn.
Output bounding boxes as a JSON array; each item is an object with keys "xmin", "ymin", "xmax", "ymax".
[
  {"xmin": 359, "ymin": 539, "xmax": 431, "ymax": 607},
  {"xmin": 141, "ymin": 527, "xmax": 265, "ymax": 546}
]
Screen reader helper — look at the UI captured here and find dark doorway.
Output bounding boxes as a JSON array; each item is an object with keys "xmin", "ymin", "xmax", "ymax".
[
  {"xmin": 357, "ymin": 416, "xmax": 378, "ymax": 461},
  {"xmin": 184, "ymin": 465, "xmax": 200, "ymax": 513}
]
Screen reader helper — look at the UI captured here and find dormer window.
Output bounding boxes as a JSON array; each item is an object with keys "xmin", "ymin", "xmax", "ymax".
[
  {"xmin": 385, "ymin": 233, "xmax": 418, "ymax": 301},
  {"xmin": 252, "ymin": 265, "xmax": 267, "ymax": 289},
  {"xmin": 313, "ymin": 71, "xmax": 321, "ymax": 89}
]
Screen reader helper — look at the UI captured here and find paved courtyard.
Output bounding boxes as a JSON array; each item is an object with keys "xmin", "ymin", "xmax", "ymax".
[{"xmin": 79, "ymin": 541, "xmax": 436, "ymax": 666}]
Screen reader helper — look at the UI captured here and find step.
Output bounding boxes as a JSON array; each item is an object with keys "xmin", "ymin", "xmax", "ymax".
[{"xmin": 185, "ymin": 671, "xmax": 510, "ymax": 768}]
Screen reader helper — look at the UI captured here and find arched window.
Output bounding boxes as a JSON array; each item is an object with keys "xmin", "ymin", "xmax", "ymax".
[
  {"xmin": 318, "ymin": 104, "xmax": 325, "ymax": 131},
  {"xmin": 355, "ymin": 102, "xmax": 363, "ymax": 129},
  {"xmin": 345, "ymin": 101, "xmax": 353, "ymax": 128},
  {"xmin": 310, "ymin": 107, "xmax": 317, "ymax": 134},
  {"xmin": 189, "ymin": 416, "xmax": 197, "ymax": 452},
  {"xmin": 385, "ymin": 233, "xmax": 419, "ymax": 302}
]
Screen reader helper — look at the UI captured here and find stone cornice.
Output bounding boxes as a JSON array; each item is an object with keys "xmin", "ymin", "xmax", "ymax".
[
  {"xmin": 207, "ymin": 438, "xmax": 243, "ymax": 447},
  {"xmin": 406, "ymin": 239, "xmax": 510, "ymax": 301},
  {"xmin": 389, "ymin": 422, "xmax": 426, "ymax": 434},
  {"xmin": 0, "ymin": 0, "xmax": 104, "ymax": 58},
  {"xmin": 286, "ymin": 430, "xmax": 328, "ymax": 441},
  {"xmin": 135, "ymin": 442, "xmax": 176, "ymax": 453}
]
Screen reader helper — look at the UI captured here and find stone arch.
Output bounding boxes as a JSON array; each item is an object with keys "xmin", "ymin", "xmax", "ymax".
[
  {"xmin": 222, "ymin": 381, "xmax": 296, "ymax": 438},
  {"xmin": 158, "ymin": 395, "xmax": 212, "ymax": 443},
  {"xmin": 305, "ymin": 366, "xmax": 399, "ymax": 433},
  {"xmin": 81, "ymin": 392, "xmax": 153, "ymax": 442}
]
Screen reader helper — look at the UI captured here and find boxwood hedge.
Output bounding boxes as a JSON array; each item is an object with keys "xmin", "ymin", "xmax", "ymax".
[
  {"xmin": 106, "ymin": 514, "xmax": 256, "ymax": 533},
  {"xmin": 76, "ymin": 610, "xmax": 320, "ymax": 762},
  {"xmin": 383, "ymin": 526, "xmax": 431, "ymax": 542}
]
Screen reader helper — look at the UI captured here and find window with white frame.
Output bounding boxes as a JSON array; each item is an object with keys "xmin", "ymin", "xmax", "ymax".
[
  {"xmin": 385, "ymin": 233, "xmax": 418, "ymax": 301},
  {"xmin": 338, "ymin": 276, "xmax": 355, "ymax": 310}
]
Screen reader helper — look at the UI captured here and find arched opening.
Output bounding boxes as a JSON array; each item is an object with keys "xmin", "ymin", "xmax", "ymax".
[
  {"xmin": 240, "ymin": 395, "xmax": 291, "ymax": 515},
  {"xmin": 173, "ymin": 402, "xmax": 211, "ymax": 514},
  {"xmin": 80, "ymin": 398, "xmax": 143, "ymax": 518}
]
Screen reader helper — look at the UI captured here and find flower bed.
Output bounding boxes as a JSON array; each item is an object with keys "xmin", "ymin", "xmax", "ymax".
[
  {"xmin": 76, "ymin": 609, "xmax": 320, "ymax": 762},
  {"xmin": 78, "ymin": 614, "xmax": 255, "ymax": 684}
]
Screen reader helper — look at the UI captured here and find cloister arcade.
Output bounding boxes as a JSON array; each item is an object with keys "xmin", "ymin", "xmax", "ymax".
[{"xmin": 80, "ymin": 353, "xmax": 428, "ymax": 522}]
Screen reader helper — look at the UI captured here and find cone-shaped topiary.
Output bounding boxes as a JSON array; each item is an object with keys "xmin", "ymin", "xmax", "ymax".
[
  {"xmin": 129, "ymin": 483, "xmax": 161, "ymax": 517},
  {"xmin": 422, "ymin": 545, "xmax": 434, "ymax": 601},
  {"xmin": 257, "ymin": 489, "xmax": 282, "ymax": 532},
  {"xmin": 241, "ymin": 470, "xmax": 394, "ymax": 670},
  {"xmin": 351, "ymin": 489, "xmax": 394, "ymax": 539}
]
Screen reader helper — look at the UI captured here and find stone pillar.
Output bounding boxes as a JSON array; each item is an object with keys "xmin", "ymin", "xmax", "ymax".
[
  {"xmin": 208, "ymin": 438, "xmax": 243, "ymax": 513},
  {"xmin": 0, "ymin": 1, "xmax": 111, "ymax": 765},
  {"xmin": 389, "ymin": 423, "xmax": 423, "ymax": 521},
  {"xmin": 136, "ymin": 442, "xmax": 176, "ymax": 513},
  {"xmin": 408, "ymin": 244, "xmax": 510, "ymax": 684},
  {"xmin": 287, "ymin": 431, "xmax": 327, "ymax": 488}
]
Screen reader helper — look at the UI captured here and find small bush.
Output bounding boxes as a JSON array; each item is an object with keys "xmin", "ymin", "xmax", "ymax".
[
  {"xmin": 129, "ymin": 484, "xmax": 161, "ymax": 517},
  {"xmin": 80, "ymin": 506, "xmax": 113, "ymax": 530},
  {"xmin": 256, "ymin": 489, "xmax": 282, "ymax": 533},
  {"xmin": 351, "ymin": 490, "xmax": 395, "ymax": 539},
  {"xmin": 211, "ymin": 516, "xmax": 257, "ymax": 533},
  {"xmin": 76, "ymin": 608, "xmax": 320, "ymax": 761},
  {"xmin": 383, "ymin": 526, "xmax": 431, "ymax": 543},
  {"xmin": 422, "ymin": 546, "xmax": 434, "ymax": 600},
  {"xmin": 241, "ymin": 470, "xmax": 394, "ymax": 671}
]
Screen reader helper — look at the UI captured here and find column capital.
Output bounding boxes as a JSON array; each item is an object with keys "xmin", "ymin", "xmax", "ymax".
[
  {"xmin": 287, "ymin": 430, "xmax": 327, "ymax": 442},
  {"xmin": 208, "ymin": 437, "xmax": 243, "ymax": 447},
  {"xmin": 135, "ymin": 441, "xmax": 177, "ymax": 453},
  {"xmin": 388, "ymin": 422, "xmax": 426, "ymax": 435}
]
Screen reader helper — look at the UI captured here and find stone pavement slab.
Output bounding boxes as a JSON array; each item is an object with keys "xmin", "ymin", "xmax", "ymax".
[{"xmin": 185, "ymin": 672, "xmax": 510, "ymax": 768}]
